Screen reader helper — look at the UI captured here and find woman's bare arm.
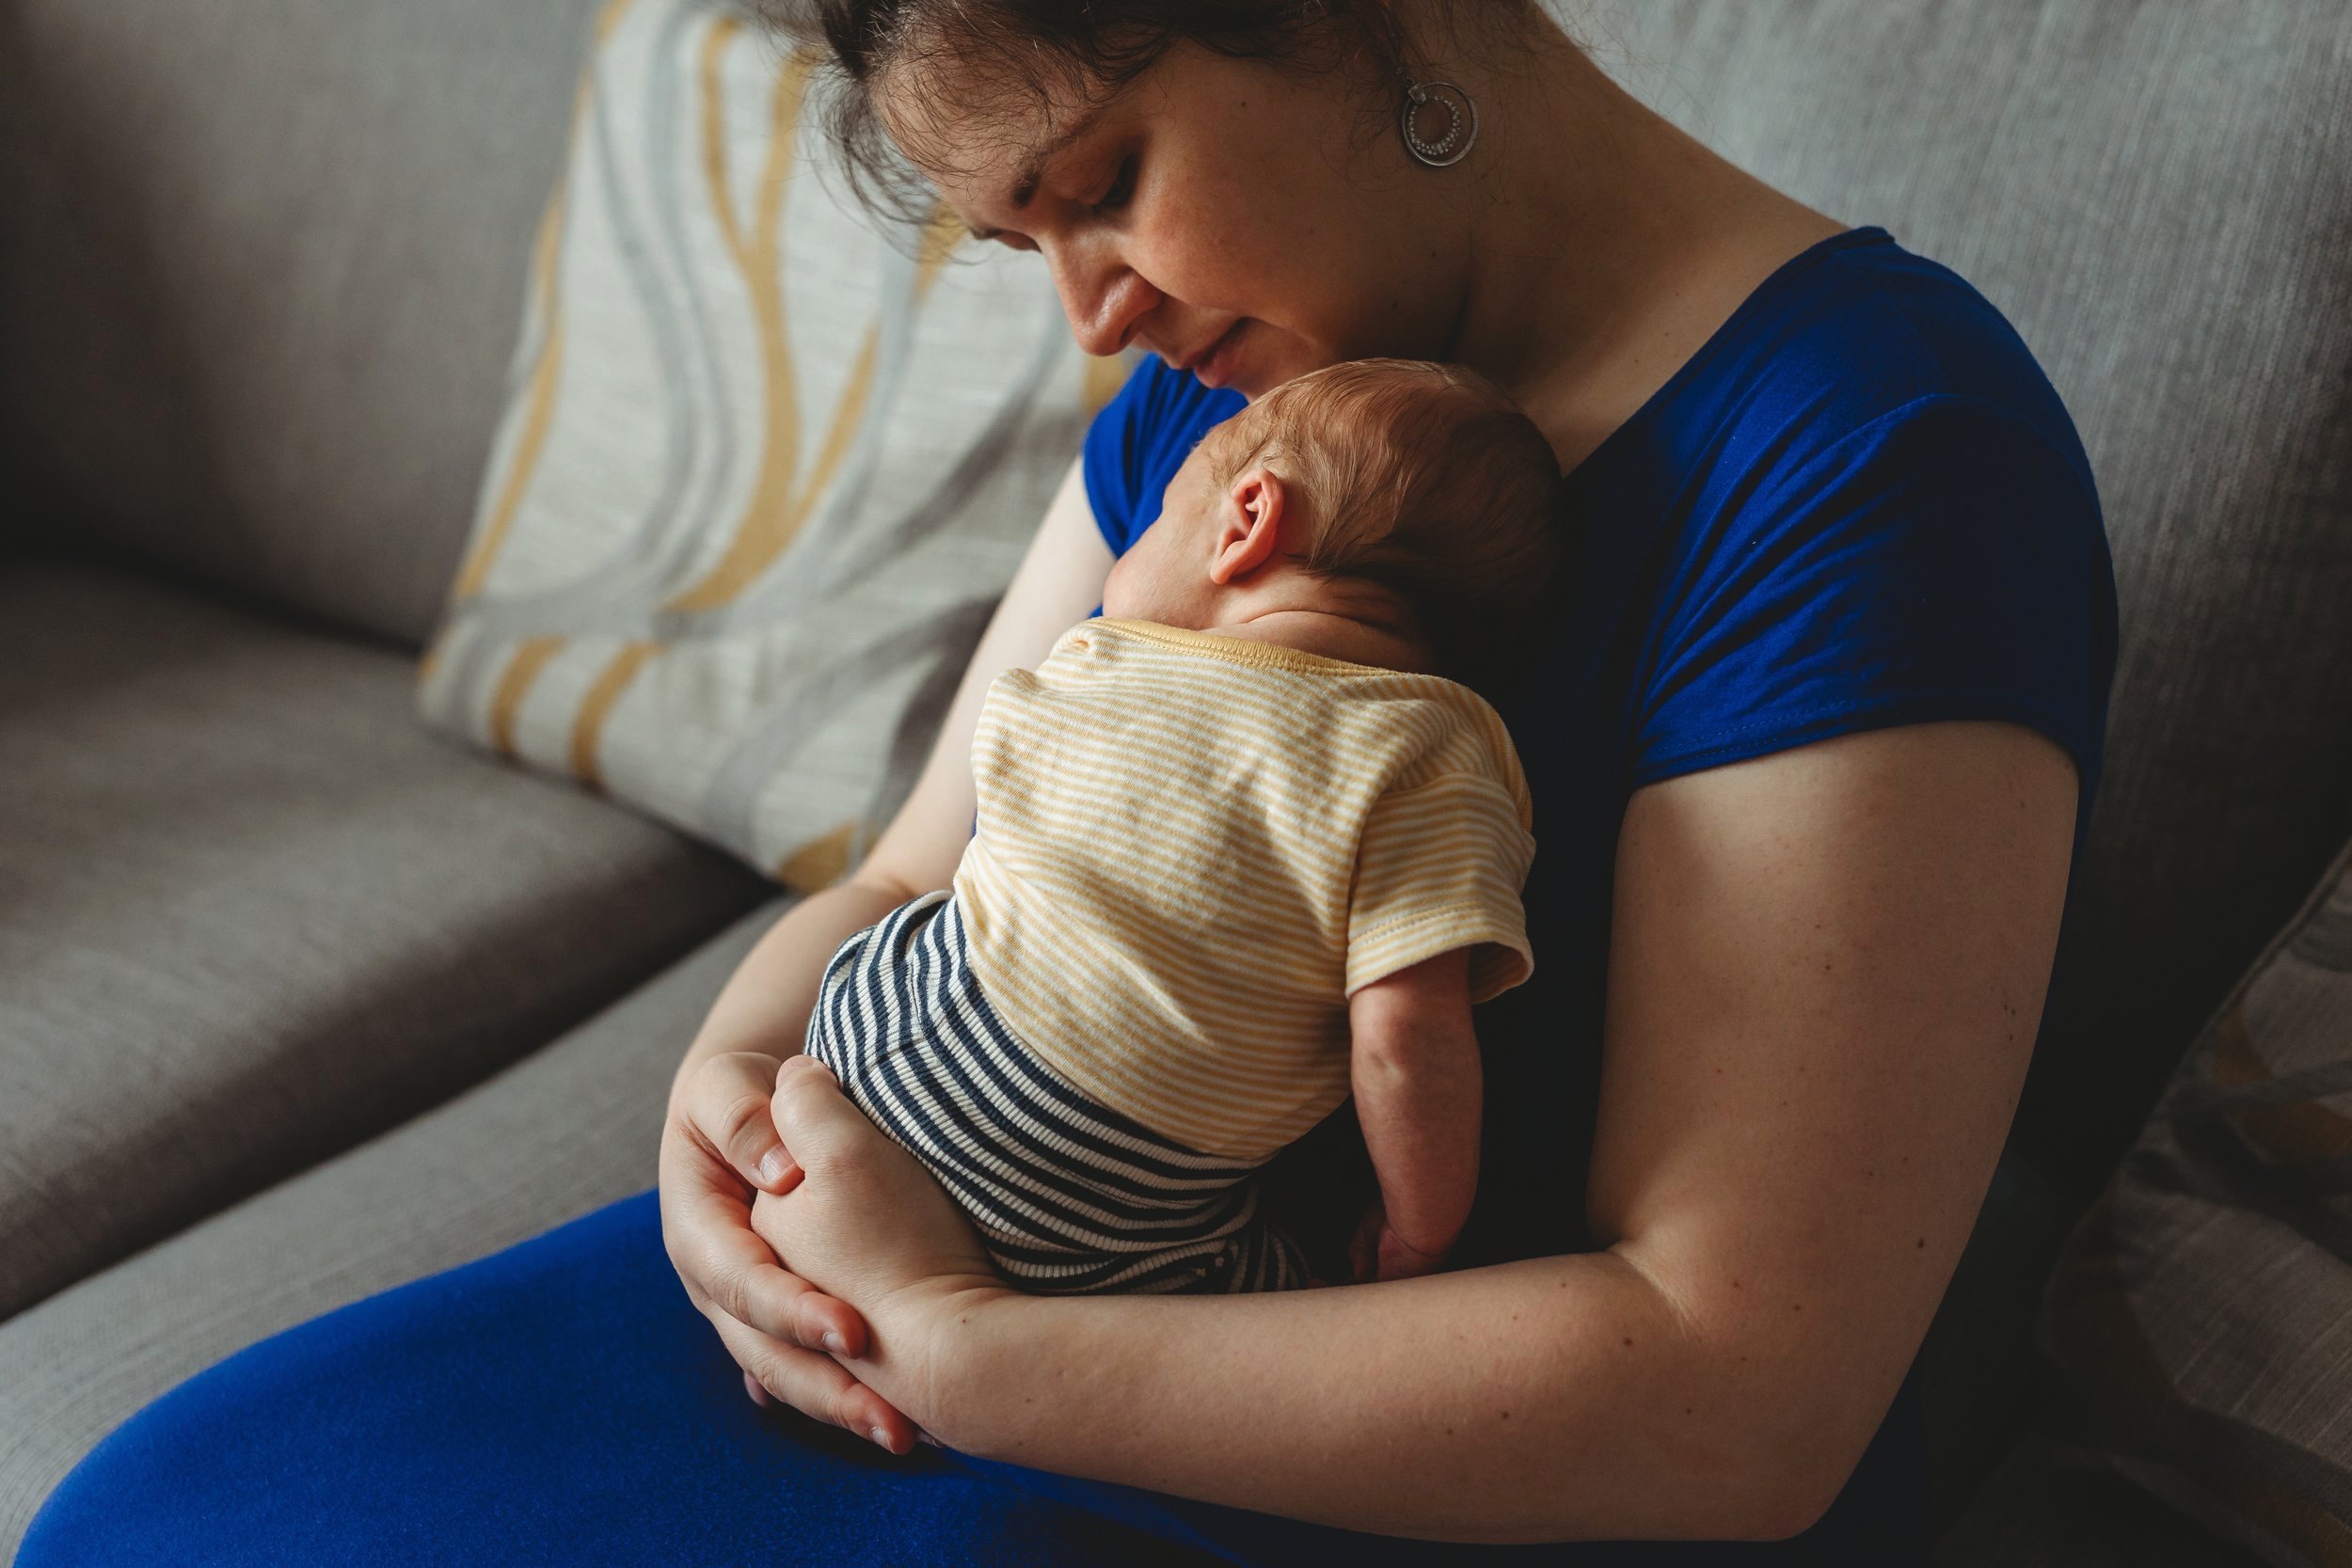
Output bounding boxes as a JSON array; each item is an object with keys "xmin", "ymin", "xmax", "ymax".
[{"xmin": 812, "ymin": 718, "xmax": 2076, "ymax": 1541}]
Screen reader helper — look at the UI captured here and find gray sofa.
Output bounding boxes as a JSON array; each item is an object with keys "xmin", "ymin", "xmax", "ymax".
[{"xmin": 2, "ymin": 0, "xmax": 2345, "ymax": 1560}]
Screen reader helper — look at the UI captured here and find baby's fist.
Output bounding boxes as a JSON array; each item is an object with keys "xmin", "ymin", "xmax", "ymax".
[
  {"xmin": 1348, "ymin": 1198, "xmax": 1453, "ymax": 1283},
  {"xmin": 1375, "ymin": 1226, "xmax": 1449, "ymax": 1281}
]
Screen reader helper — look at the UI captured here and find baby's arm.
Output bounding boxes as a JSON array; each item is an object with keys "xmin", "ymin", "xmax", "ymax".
[{"xmin": 1347, "ymin": 945, "xmax": 1482, "ymax": 1282}]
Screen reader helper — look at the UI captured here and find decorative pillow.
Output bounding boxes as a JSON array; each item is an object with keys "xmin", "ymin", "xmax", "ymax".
[
  {"xmin": 2039, "ymin": 828, "xmax": 2352, "ymax": 1566},
  {"xmin": 416, "ymin": 0, "xmax": 1129, "ymax": 890}
]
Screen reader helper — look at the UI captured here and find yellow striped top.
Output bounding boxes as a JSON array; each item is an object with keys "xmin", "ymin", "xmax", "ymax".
[{"xmin": 951, "ymin": 617, "xmax": 1536, "ymax": 1161}]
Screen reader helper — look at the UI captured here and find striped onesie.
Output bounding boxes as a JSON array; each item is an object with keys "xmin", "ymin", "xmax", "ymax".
[{"xmin": 803, "ymin": 617, "xmax": 1537, "ymax": 1294}]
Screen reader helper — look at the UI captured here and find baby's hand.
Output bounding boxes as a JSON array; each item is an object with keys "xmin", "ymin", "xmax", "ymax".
[{"xmin": 1347, "ymin": 1197, "xmax": 1453, "ymax": 1283}]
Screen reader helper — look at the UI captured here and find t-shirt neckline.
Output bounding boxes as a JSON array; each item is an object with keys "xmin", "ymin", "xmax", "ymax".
[
  {"xmin": 1086, "ymin": 616, "xmax": 1414, "ymax": 680},
  {"xmin": 1565, "ymin": 224, "xmax": 1895, "ymax": 486}
]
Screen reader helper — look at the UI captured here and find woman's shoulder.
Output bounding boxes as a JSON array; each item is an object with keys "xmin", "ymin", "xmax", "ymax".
[
  {"xmin": 1608, "ymin": 230, "xmax": 2121, "ymax": 816},
  {"xmin": 1669, "ymin": 227, "xmax": 2092, "ymax": 491}
]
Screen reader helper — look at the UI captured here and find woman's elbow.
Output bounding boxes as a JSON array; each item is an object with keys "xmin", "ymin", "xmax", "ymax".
[{"xmin": 1724, "ymin": 1359, "xmax": 1887, "ymax": 1542}]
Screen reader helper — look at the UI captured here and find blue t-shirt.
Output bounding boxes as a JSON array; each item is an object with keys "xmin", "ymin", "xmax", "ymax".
[{"xmin": 1083, "ymin": 226, "xmax": 2118, "ymax": 1272}]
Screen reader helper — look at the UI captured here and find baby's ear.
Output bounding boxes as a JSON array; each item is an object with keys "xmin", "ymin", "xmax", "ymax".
[{"xmin": 1208, "ymin": 467, "xmax": 1289, "ymax": 585}]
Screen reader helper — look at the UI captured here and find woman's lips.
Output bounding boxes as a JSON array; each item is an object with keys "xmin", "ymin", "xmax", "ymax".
[{"xmin": 1188, "ymin": 320, "xmax": 1249, "ymax": 390}]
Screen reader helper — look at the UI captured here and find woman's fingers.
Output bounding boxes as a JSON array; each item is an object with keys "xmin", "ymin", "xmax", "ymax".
[
  {"xmin": 684, "ymin": 1051, "xmax": 806, "ymax": 1195},
  {"xmin": 713, "ymin": 1310, "xmax": 918, "ymax": 1454},
  {"xmin": 697, "ymin": 1225, "xmax": 867, "ymax": 1357},
  {"xmin": 657, "ymin": 1100, "xmax": 871, "ymax": 1356}
]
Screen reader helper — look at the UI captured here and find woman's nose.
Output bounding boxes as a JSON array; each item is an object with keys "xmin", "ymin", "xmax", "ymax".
[{"xmin": 1048, "ymin": 243, "xmax": 1158, "ymax": 359}]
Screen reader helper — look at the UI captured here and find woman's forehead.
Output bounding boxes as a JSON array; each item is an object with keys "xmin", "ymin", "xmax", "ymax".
[{"xmin": 872, "ymin": 46, "xmax": 1112, "ymax": 195}]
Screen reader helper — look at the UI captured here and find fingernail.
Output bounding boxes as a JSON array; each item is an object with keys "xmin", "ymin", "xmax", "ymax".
[
  {"xmin": 822, "ymin": 1330, "xmax": 848, "ymax": 1355},
  {"xmin": 870, "ymin": 1427, "xmax": 893, "ymax": 1449},
  {"xmin": 757, "ymin": 1149, "xmax": 790, "ymax": 1188}
]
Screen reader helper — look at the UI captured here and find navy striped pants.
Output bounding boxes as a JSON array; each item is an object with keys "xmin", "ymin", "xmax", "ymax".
[{"xmin": 803, "ymin": 889, "xmax": 1307, "ymax": 1294}]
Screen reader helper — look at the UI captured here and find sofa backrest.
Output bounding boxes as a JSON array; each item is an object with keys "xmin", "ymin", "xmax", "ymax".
[
  {"xmin": 0, "ymin": 0, "xmax": 601, "ymax": 645},
  {"xmin": 4, "ymin": 0, "xmax": 2347, "ymax": 1199},
  {"xmin": 1587, "ymin": 0, "xmax": 2352, "ymax": 1200}
]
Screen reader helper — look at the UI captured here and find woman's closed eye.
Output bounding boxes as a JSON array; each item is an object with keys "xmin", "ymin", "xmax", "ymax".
[{"xmin": 1089, "ymin": 153, "xmax": 1138, "ymax": 216}]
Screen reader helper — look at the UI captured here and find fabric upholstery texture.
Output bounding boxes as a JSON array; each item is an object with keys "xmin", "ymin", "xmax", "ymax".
[
  {"xmin": 0, "ymin": 551, "xmax": 772, "ymax": 1320},
  {"xmin": 0, "ymin": 0, "xmax": 601, "ymax": 645},
  {"xmin": 0, "ymin": 896, "xmax": 792, "ymax": 1561},
  {"xmin": 414, "ymin": 0, "xmax": 1131, "ymax": 890},
  {"xmin": 2036, "ymin": 829, "xmax": 2352, "ymax": 1568}
]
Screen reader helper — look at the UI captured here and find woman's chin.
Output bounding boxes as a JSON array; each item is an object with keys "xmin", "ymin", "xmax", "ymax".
[{"xmin": 1232, "ymin": 345, "xmax": 1343, "ymax": 402}]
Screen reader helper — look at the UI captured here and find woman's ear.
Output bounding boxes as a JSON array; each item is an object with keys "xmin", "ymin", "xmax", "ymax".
[{"xmin": 1208, "ymin": 467, "xmax": 1289, "ymax": 586}]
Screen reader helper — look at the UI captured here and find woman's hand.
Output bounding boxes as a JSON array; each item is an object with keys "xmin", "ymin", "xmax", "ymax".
[
  {"xmin": 747, "ymin": 1055, "xmax": 1009, "ymax": 1446},
  {"xmin": 656, "ymin": 1049, "xmax": 920, "ymax": 1450}
]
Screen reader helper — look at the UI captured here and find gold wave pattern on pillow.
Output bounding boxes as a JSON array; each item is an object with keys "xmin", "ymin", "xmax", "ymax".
[{"xmin": 418, "ymin": 0, "xmax": 1130, "ymax": 890}]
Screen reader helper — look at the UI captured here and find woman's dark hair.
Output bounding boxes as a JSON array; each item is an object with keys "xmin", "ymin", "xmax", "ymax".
[{"xmin": 782, "ymin": 1, "xmax": 1479, "ymax": 228}]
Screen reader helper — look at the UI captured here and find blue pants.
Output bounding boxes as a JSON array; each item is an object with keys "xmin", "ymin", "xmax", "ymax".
[{"xmin": 19, "ymin": 1190, "xmax": 1932, "ymax": 1565}]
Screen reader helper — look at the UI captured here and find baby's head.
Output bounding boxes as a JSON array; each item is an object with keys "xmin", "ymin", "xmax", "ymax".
[{"xmin": 1102, "ymin": 357, "xmax": 1565, "ymax": 688}]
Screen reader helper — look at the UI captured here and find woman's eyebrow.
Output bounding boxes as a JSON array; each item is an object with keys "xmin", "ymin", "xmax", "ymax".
[{"xmin": 1002, "ymin": 101, "xmax": 1114, "ymax": 213}]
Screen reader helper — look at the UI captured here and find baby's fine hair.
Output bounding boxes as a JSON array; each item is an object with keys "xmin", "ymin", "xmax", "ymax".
[{"xmin": 1205, "ymin": 357, "xmax": 1566, "ymax": 691}]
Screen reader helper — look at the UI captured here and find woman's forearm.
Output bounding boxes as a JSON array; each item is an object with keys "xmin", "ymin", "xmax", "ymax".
[
  {"xmin": 669, "ymin": 876, "xmax": 915, "ymax": 1108},
  {"xmin": 916, "ymin": 1254, "xmax": 1810, "ymax": 1545}
]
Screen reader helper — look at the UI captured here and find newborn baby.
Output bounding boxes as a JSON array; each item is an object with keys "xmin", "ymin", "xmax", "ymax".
[{"xmin": 803, "ymin": 357, "xmax": 1565, "ymax": 1294}]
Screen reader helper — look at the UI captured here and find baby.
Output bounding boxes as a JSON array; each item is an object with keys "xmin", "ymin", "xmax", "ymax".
[{"xmin": 802, "ymin": 357, "xmax": 1565, "ymax": 1293}]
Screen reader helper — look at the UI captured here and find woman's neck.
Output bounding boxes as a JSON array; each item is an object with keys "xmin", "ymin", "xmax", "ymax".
[{"xmin": 1438, "ymin": 24, "xmax": 1849, "ymax": 471}]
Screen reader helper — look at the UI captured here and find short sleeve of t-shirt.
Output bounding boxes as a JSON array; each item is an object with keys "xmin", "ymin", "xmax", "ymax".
[
  {"xmin": 1345, "ymin": 769, "xmax": 1537, "ymax": 1006},
  {"xmin": 1631, "ymin": 391, "xmax": 2115, "ymax": 797},
  {"xmin": 1083, "ymin": 355, "xmax": 1247, "ymax": 556}
]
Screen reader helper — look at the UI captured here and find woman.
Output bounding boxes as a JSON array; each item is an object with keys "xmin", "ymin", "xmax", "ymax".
[{"xmin": 21, "ymin": 2, "xmax": 2116, "ymax": 1562}]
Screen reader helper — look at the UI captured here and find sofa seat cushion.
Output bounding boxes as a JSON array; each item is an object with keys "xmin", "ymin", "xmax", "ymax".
[
  {"xmin": 0, "ymin": 895, "xmax": 791, "ymax": 1559},
  {"xmin": 0, "ymin": 551, "xmax": 772, "ymax": 1318},
  {"xmin": 2034, "ymin": 827, "xmax": 2352, "ymax": 1566},
  {"xmin": 1935, "ymin": 1432, "xmax": 2269, "ymax": 1568}
]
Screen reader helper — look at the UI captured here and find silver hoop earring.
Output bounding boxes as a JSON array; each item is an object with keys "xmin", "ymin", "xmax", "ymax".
[{"xmin": 1399, "ymin": 76, "xmax": 1477, "ymax": 167}]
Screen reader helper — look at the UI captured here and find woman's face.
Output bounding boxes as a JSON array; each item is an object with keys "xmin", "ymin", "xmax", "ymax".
[{"xmin": 875, "ymin": 38, "xmax": 1475, "ymax": 401}]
